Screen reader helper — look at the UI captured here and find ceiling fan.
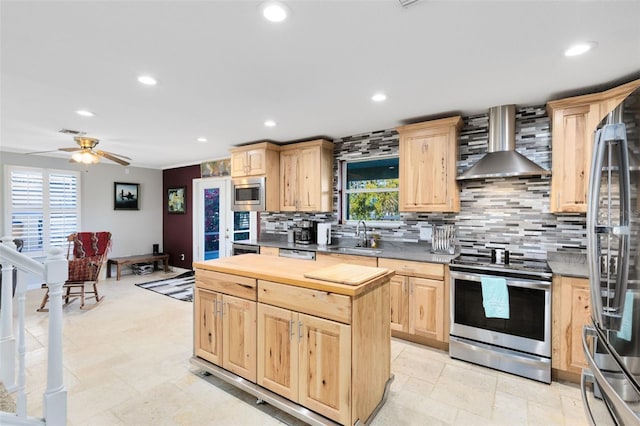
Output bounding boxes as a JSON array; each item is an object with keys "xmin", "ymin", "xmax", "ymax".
[
  {"xmin": 28, "ymin": 136, "xmax": 131, "ymax": 166},
  {"xmin": 59, "ymin": 136, "xmax": 131, "ymax": 166}
]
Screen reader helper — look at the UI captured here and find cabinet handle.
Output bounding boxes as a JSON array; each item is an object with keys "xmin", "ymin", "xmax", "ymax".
[
  {"xmin": 289, "ymin": 319, "xmax": 295, "ymax": 340},
  {"xmin": 298, "ymin": 321, "xmax": 303, "ymax": 340}
]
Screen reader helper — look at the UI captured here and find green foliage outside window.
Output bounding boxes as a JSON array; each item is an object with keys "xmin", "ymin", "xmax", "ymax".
[{"xmin": 344, "ymin": 157, "xmax": 400, "ymax": 221}]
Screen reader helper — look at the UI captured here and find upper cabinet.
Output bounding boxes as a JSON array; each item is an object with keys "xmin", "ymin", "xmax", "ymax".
[
  {"xmin": 230, "ymin": 142, "xmax": 280, "ymax": 178},
  {"xmin": 397, "ymin": 116, "xmax": 463, "ymax": 213},
  {"xmin": 280, "ymin": 139, "xmax": 334, "ymax": 212},
  {"xmin": 547, "ymin": 79, "xmax": 640, "ymax": 213}
]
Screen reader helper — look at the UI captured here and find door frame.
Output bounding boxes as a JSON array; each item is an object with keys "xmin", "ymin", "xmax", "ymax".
[{"xmin": 192, "ymin": 177, "xmax": 257, "ymax": 262}]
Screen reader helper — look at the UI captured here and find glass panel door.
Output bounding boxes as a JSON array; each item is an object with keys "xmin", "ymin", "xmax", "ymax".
[
  {"xmin": 233, "ymin": 211, "xmax": 251, "ymax": 242},
  {"xmin": 204, "ymin": 187, "xmax": 221, "ymax": 260},
  {"xmin": 193, "ymin": 178, "xmax": 257, "ymax": 262}
]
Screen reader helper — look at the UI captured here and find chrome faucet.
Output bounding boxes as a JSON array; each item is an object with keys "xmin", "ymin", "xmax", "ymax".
[{"xmin": 355, "ymin": 220, "xmax": 368, "ymax": 247}]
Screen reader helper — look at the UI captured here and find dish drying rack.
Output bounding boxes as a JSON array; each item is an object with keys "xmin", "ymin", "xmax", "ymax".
[{"xmin": 432, "ymin": 224, "xmax": 455, "ymax": 254}]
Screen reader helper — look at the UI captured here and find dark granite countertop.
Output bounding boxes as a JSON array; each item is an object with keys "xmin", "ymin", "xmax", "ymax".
[
  {"xmin": 235, "ymin": 238, "xmax": 458, "ymax": 264},
  {"xmin": 547, "ymin": 253, "xmax": 588, "ymax": 278}
]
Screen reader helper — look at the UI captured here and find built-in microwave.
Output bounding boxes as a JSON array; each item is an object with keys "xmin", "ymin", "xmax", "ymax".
[{"xmin": 231, "ymin": 177, "xmax": 266, "ymax": 211}]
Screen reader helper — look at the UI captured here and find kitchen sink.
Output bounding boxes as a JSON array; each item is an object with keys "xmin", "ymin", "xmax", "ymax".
[{"xmin": 328, "ymin": 247, "xmax": 383, "ymax": 255}]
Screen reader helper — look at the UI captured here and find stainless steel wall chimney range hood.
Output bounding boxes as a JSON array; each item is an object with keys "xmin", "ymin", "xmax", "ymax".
[{"xmin": 457, "ymin": 105, "xmax": 551, "ymax": 180}]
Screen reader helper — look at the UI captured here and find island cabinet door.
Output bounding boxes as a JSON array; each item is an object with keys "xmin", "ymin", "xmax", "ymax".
[
  {"xmin": 194, "ymin": 288, "xmax": 223, "ymax": 366},
  {"xmin": 298, "ymin": 313, "xmax": 351, "ymax": 425},
  {"xmin": 409, "ymin": 277, "xmax": 444, "ymax": 341},
  {"xmin": 222, "ymin": 295, "xmax": 257, "ymax": 382},
  {"xmin": 257, "ymin": 304, "xmax": 299, "ymax": 400}
]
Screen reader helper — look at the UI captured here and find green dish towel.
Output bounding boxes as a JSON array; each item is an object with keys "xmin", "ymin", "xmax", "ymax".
[{"xmin": 481, "ymin": 276, "xmax": 510, "ymax": 319}]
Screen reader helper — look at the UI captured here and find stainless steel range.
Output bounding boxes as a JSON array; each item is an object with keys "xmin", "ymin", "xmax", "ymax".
[{"xmin": 449, "ymin": 255, "xmax": 552, "ymax": 383}]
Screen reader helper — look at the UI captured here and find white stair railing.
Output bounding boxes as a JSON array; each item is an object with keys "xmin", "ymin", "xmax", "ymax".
[{"xmin": 0, "ymin": 237, "xmax": 68, "ymax": 425}]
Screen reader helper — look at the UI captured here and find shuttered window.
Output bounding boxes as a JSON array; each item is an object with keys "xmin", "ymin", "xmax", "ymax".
[{"xmin": 6, "ymin": 166, "xmax": 81, "ymax": 256}]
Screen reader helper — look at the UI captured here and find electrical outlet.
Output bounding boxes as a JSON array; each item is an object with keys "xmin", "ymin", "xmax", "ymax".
[
  {"xmin": 180, "ymin": 253, "xmax": 185, "ymax": 261},
  {"xmin": 419, "ymin": 226, "xmax": 432, "ymax": 241}
]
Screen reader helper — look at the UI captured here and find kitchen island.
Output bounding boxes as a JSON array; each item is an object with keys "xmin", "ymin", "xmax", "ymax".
[{"xmin": 191, "ymin": 254, "xmax": 394, "ymax": 426}]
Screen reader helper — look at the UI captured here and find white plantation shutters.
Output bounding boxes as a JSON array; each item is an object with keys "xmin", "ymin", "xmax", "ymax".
[{"xmin": 7, "ymin": 166, "xmax": 80, "ymax": 256}]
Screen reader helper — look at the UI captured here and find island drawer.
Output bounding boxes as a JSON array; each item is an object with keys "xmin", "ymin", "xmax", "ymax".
[
  {"xmin": 378, "ymin": 258, "xmax": 444, "ymax": 279},
  {"xmin": 258, "ymin": 280, "xmax": 351, "ymax": 324},
  {"xmin": 195, "ymin": 269, "xmax": 257, "ymax": 301}
]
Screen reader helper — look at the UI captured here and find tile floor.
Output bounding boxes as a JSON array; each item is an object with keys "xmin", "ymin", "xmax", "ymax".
[{"xmin": 13, "ymin": 268, "xmax": 594, "ymax": 425}]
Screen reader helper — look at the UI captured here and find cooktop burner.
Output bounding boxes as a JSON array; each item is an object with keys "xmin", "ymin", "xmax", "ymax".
[{"xmin": 450, "ymin": 255, "xmax": 552, "ymax": 280}]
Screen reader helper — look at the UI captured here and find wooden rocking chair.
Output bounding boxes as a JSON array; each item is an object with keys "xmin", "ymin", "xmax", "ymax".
[{"xmin": 37, "ymin": 232, "xmax": 112, "ymax": 312}]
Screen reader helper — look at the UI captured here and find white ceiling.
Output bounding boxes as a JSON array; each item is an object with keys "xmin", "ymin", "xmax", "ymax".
[{"xmin": 2, "ymin": 0, "xmax": 640, "ymax": 169}]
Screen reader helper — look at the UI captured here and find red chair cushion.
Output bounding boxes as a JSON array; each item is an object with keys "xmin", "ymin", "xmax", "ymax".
[{"xmin": 73, "ymin": 232, "xmax": 111, "ymax": 258}]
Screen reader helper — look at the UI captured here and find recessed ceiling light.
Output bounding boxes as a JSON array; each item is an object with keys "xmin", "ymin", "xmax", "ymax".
[
  {"xmin": 196, "ymin": 137, "xmax": 208, "ymax": 143},
  {"xmin": 137, "ymin": 75, "xmax": 158, "ymax": 86},
  {"xmin": 261, "ymin": 1, "xmax": 289, "ymax": 22},
  {"xmin": 75, "ymin": 110, "xmax": 95, "ymax": 117},
  {"xmin": 264, "ymin": 120, "xmax": 277, "ymax": 127},
  {"xmin": 372, "ymin": 93, "xmax": 387, "ymax": 102},
  {"xmin": 564, "ymin": 42, "xmax": 596, "ymax": 57}
]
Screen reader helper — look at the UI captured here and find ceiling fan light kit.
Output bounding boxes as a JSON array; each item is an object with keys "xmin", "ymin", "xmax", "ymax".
[{"xmin": 72, "ymin": 150, "xmax": 100, "ymax": 164}]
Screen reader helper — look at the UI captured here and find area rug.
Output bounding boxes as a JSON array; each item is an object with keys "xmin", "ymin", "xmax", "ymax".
[{"xmin": 135, "ymin": 271, "xmax": 194, "ymax": 302}]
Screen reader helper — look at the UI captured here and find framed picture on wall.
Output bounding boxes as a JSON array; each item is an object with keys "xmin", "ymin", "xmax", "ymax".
[
  {"xmin": 114, "ymin": 182, "xmax": 139, "ymax": 210},
  {"xmin": 168, "ymin": 186, "xmax": 186, "ymax": 214}
]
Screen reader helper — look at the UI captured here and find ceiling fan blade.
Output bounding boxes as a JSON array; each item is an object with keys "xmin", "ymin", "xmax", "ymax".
[
  {"xmin": 25, "ymin": 149, "xmax": 60, "ymax": 155},
  {"xmin": 59, "ymin": 147, "xmax": 82, "ymax": 152},
  {"xmin": 96, "ymin": 150, "xmax": 130, "ymax": 166},
  {"xmin": 98, "ymin": 149, "xmax": 131, "ymax": 160}
]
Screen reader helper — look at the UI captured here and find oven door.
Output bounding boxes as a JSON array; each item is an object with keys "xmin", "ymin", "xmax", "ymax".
[
  {"xmin": 232, "ymin": 177, "xmax": 265, "ymax": 211},
  {"xmin": 450, "ymin": 270, "xmax": 551, "ymax": 358}
]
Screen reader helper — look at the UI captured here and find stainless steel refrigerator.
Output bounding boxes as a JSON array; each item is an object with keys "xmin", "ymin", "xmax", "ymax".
[{"xmin": 583, "ymin": 87, "xmax": 640, "ymax": 425}]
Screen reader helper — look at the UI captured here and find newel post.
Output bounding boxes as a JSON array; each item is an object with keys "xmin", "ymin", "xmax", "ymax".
[
  {"xmin": 0, "ymin": 237, "xmax": 17, "ymax": 390},
  {"xmin": 42, "ymin": 247, "xmax": 68, "ymax": 425}
]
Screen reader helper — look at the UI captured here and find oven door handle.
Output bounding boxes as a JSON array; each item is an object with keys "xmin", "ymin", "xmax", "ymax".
[{"xmin": 449, "ymin": 272, "xmax": 550, "ymax": 290}]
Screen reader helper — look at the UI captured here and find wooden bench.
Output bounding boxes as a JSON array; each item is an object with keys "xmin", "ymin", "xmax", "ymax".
[{"xmin": 107, "ymin": 253, "xmax": 170, "ymax": 281}]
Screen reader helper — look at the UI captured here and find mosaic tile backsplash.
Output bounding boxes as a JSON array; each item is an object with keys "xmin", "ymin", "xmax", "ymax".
[{"xmin": 260, "ymin": 105, "xmax": 588, "ymax": 261}]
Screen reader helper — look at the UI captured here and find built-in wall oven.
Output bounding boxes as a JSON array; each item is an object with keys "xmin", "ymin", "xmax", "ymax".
[{"xmin": 449, "ymin": 257, "xmax": 552, "ymax": 383}]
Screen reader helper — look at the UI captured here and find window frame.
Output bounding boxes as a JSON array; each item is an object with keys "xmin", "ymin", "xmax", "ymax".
[
  {"xmin": 340, "ymin": 156, "xmax": 401, "ymax": 227},
  {"xmin": 4, "ymin": 165, "xmax": 82, "ymax": 257}
]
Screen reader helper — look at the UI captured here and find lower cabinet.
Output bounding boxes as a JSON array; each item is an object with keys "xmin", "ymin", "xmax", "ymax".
[
  {"xmin": 194, "ymin": 288, "xmax": 257, "ymax": 382},
  {"xmin": 257, "ymin": 303, "xmax": 351, "ymax": 424},
  {"xmin": 389, "ymin": 275, "xmax": 409, "ymax": 332},
  {"xmin": 552, "ymin": 275, "xmax": 591, "ymax": 379},
  {"xmin": 379, "ymin": 258, "xmax": 448, "ymax": 344},
  {"xmin": 194, "ymin": 263, "xmax": 391, "ymax": 426},
  {"xmin": 409, "ymin": 277, "xmax": 445, "ymax": 341}
]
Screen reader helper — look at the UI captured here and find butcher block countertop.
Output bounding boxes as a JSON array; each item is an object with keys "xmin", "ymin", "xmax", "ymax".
[{"xmin": 193, "ymin": 253, "xmax": 393, "ymax": 296}]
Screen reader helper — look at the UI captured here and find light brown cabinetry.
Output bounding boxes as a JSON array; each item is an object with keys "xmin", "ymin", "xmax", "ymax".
[
  {"xmin": 230, "ymin": 142, "xmax": 280, "ymax": 178},
  {"xmin": 259, "ymin": 246, "xmax": 279, "ymax": 256},
  {"xmin": 396, "ymin": 116, "xmax": 463, "ymax": 213},
  {"xmin": 551, "ymin": 275, "xmax": 591, "ymax": 381},
  {"xmin": 257, "ymin": 303, "xmax": 351, "ymax": 424},
  {"xmin": 194, "ymin": 270, "xmax": 257, "ymax": 382},
  {"xmin": 547, "ymin": 79, "xmax": 640, "ymax": 213},
  {"xmin": 193, "ymin": 255, "xmax": 392, "ymax": 426},
  {"xmin": 378, "ymin": 258, "xmax": 449, "ymax": 344},
  {"xmin": 280, "ymin": 139, "xmax": 334, "ymax": 212}
]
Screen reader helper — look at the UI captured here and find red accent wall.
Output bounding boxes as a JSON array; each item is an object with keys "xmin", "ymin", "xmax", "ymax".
[{"xmin": 163, "ymin": 165, "xmax": 201, "ymax": 270}]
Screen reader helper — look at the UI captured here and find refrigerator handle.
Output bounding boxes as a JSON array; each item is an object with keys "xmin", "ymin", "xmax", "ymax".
[
  {"xmin": 613, "ymin": 123, "xmax": 631, "ymax": 327},
  {"xmin": 586, "ymin": 128, "xmax": 606, "ymax": 323},
  {"xmin": 587, "ymin": 123, "xmax": 631, "ymax": 330},
  {"xmin": 580, "ymin": 368, "xmax": 597, "ymax": 426}
]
